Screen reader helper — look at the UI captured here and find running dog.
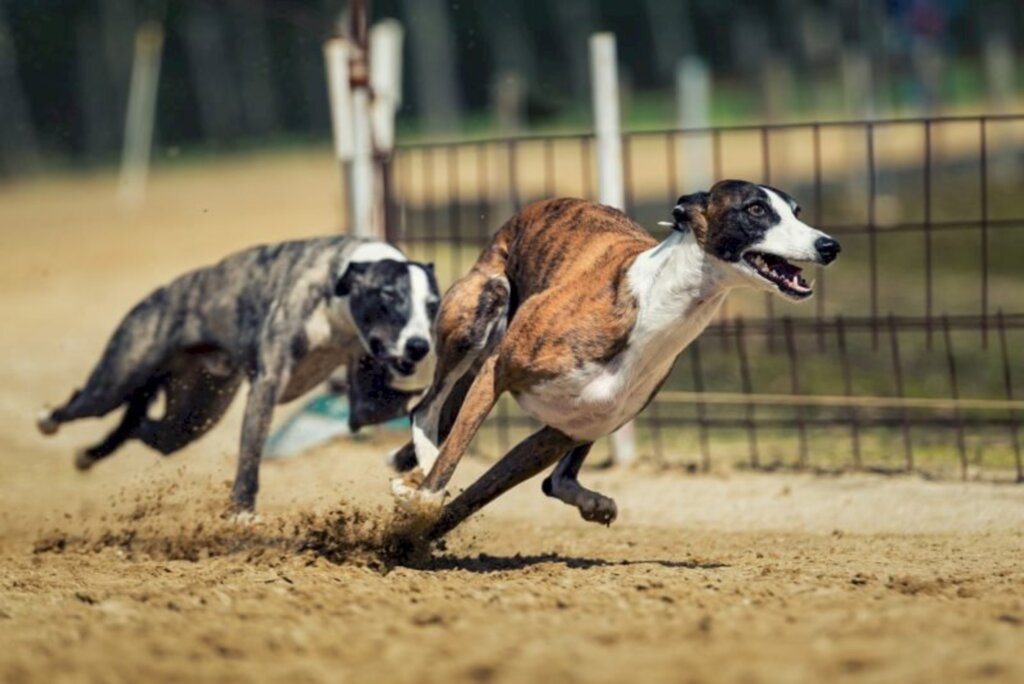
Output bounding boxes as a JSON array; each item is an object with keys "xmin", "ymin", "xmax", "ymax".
[
  {"xmin": 390, "ymin": 180, "xmax": 841, "ymax": 539},
  {"xmin": 37, "ymin": 237, "xmax": 440, "ymax": 513}
]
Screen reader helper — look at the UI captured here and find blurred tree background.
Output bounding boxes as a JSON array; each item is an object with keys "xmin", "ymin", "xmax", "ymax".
[{"xmin": 0, "ymin": 0, "xmax": 1021, "ymax": 176}]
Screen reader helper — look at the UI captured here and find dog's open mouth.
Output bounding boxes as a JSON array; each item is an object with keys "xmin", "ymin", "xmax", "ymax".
[
  {"xmin": 390, "ymin": 359, "xmax": 416, "ymax": 377},
  {"xmin": 742, "ymin": 251, "xmax": 813, "ymax": 298}
]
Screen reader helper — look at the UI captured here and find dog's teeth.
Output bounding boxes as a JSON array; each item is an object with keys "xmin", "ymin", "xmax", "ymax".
[{"xmin": 657, "ymin": 221, "xmax": 674, "ymax": 227}]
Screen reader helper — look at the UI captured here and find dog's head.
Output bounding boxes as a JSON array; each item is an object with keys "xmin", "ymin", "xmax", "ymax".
[
  {"xmin": 334, "ymin": 258, "xmax": 440, "ymax": 378},
  {"xmin": 671, "ymin": 179, "xmax": 841, "ymax": 301}
]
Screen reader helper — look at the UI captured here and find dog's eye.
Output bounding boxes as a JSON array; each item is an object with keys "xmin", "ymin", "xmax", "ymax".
[
  {"xmin": 379, "ymin": 289, "xmax": 397, "ymax": 303},
  {"xmin": 747, "ymin": 204, "xmax": 766, "ymax": 218}
]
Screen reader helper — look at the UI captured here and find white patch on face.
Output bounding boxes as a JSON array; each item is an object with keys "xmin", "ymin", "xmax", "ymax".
[
  {"xmin": 754, "ymin": 187, "xmax": 828, "ymax": 262},
  {"xmin": 390, "ymin": 265, "xmax": 437, "ymax": 389},
  {"xmin": 396, "ymin": 264, "xmax": 434, "ymax": 350},
  {"xmin": 348, "ymin": 240, "xmax": 407, "ymax": 264}
]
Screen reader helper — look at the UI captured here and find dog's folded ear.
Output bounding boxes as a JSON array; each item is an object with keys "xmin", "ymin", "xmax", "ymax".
[
  {"xmin": 334, "ymin": 261, "xmax": 371, "ymax": 297},
  {"xmin": 672, "ymin": 191, "xmax": 710, "ymax": 231}
]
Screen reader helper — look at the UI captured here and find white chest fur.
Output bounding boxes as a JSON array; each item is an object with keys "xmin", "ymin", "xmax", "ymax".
[{"xmin": 515, "ymin": 230, "xmax": 732, "ymax": 442}]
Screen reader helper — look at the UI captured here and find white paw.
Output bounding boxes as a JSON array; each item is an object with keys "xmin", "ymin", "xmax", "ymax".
[
  {"xmin": 36, "ymin": 409, "xmax": 58, "ymax": 436},
  {"xmin": 228, "ymin": 510, "xmax": 263, "ymax": 526},
  {"xmin": 390, "ymin": 477, "xmax": 445, "ymax": 515}
]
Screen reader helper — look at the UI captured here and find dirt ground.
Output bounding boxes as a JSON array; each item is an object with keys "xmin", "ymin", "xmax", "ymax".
[{"xmin": 1, "ymin": 157, "xmax": 1023, "ymax": 684}]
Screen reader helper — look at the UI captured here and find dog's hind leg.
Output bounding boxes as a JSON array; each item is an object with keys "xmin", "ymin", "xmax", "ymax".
[
  {"xmin": 541, "ymin": 444, "xmax": 617, "ymax": 525},
  {"xmin": 38, "ymin": 292, "xmax": 174, "ymax": 435},
  {"xmin": 40, "ymin": 381, "xmax": 133, "ymax": 435},
  {"xmin": 136, "ymin": 359, "xmax": 242, "ymax": 456},
  {"xmin": 427, "ymin": 426, "xmax": 580, "ymax": 540},
  {"xmin": 74, "ymin": 379, "xmax": 161, "ymax": 470}
]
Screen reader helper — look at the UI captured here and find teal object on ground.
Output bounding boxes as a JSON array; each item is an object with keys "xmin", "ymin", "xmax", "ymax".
[{"xmin": 263, "ymin": 393, "xmax": 411, "ymax": 459}]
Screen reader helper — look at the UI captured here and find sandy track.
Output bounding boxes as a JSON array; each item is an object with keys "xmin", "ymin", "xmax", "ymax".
[{"xmin": 1, "ymin": 158, "xmax": 1022, "ymax": 683}]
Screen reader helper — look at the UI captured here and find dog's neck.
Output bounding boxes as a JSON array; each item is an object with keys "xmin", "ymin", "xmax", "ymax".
[
  {"xmin": 619, "ymin": 228, "xmax": 737, "ymax": 375},
  {"xmin": 628, "ymin": 228, "xmax": 736, "ymax": 323}
]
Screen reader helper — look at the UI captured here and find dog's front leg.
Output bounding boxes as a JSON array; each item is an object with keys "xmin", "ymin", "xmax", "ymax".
[
  {"xmin": 541, "ymin": 444, "xmax": 617, "ymax": 525},
  {"xmin": 393, "ymin": 355, "xmax": 501, "ymax": 514},
  {"xmin": 427, "ymin": 426, "xmax": 579, "ymax": 540},
  {"xmin": 230, "ymin": 367, "xmax": 287, "ymax": 514}
]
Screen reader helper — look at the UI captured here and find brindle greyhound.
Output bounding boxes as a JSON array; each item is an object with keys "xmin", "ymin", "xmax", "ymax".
[
  {"xmin": 37, "ymin": 237, "xmax": 440, "ymax": 513},
  {"xmin": 389, "ymin": 180, "xmax": 841, "ymax": 539}
]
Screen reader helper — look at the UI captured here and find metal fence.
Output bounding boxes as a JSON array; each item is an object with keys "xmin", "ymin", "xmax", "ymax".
[{"xmin": 387, "ymin": 114, "xmax": 1024, "ymax": 482}]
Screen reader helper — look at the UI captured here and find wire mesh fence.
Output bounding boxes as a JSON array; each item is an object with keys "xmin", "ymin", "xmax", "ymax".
[{"xmin": 387, "ymin": 114, "xmax": 1024, "ymax": 482}]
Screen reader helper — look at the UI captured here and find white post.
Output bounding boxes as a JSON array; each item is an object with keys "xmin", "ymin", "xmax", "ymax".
[
  {"xmin": 324, "ymin": 37, "xmax": 355, "ymax": 230},
  {"xmin": 350, "ymin": 84, "xmax": 376, "ymax": 238},
  {"xmin": 675, "ymin": 55, "xmax": 713, "ymax": 192},
  {"xmin": 589, "ymin": 32, "xmax": 636, "ymax": 466},
  {"xmin": 841, "ymin": 48, "xmax": 875, "ymax": 119},
  {"xmin": 494, "ymin": 70, "xmax": 526, "ymax": 135},
  {"xmin": 370, "ymin": 19, "xmax": 403, "ymax": 154},
  {"xmin": 370, "ymin": 19, "xmax": 404, "ymax": 239},
  {"xmin": 117, "ymin": 22, "xmax": 163, "ymax": 210},
  {"xmin": 590, "ymin": 33, "xmax": 624, "ymax": 208},
  {"xmin": 984, "ymin": 32, "xmax": 1015, "ymax": 113}
]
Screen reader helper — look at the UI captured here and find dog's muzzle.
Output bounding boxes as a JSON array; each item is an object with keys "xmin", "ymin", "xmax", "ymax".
[
  {"xmin": 404, "ymin": 336, "xmax": 430, "ymax": 362},
  {"xmin": 370, "ymin": 335, "xmax": 432, "ymax": 377}
]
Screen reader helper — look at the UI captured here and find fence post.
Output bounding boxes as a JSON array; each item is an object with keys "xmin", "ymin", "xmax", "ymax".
[
  {"xmin": 370, "ymin": 19, "xmax": 403, "ymax": 240},
  {"xmin": 324, "ymin": 36, "xmax": 355, "ymax": 230},
  {"xmin": 589, "ymin": 32, "xmax": 635, "ymax": 466},
  {"xmin": 590, "ymin": 33, "xmax": 624, "ymax": 208},
  {"xmin": 494, "ymin": 71, "xmax": 526, "ymax": 135},
  {"xmin": 348, "ymin": 6, "xmax": 377, "ymax": 240},
  {"xmin": 117, "ymin": 22, "xmax": 163, "ymax": 210},
  {"xmin": 675, "ymin": 55, "xmax": 713, "ymax": 192},
  {"xmin": 325, "ymin": 12, "xmax": 400, "ymax": 240},
  {"xmin": 840, "ymin": 48, "xmax": 874, "ymax": 119}
]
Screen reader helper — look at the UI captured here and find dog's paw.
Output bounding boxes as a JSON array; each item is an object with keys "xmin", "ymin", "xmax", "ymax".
[
  {"xmin": 390, "ymin": 478, "xmax": 444, "ymax": 517},
  {"xmin": 226, "ymin": 510, "xmax": 263, "ymax": 526},
  {"xmin": 36, "ymin": 409, "xmax": 59, "ymax": 436},
  {"xmin": 73, "ymin": 449, "xmax": 96, "ymax": 471},
  {"xmin": 384, "ymin": 442, "xmax": 421, "ymax": 474},
  {"xmin": 577, "ymin": 492, "xmax": 618, "ymax": 527}
]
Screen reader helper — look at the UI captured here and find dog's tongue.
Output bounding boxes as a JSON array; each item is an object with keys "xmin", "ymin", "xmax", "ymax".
[
  {"xmin": 776, "ymin": 260, "xmax": 801, "ymax": 279},
  {"xmin": 778, "ymin": 262, "xmax": 811, "ymax": 292},
  {"xmin": 762, "ymin": 254, "xmax": 811, "ymax": 293}
]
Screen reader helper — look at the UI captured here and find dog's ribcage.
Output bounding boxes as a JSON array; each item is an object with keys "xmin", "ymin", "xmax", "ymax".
[{"xmin": 514, "ymin": 231, "xmax": 730, "ymax": 442}]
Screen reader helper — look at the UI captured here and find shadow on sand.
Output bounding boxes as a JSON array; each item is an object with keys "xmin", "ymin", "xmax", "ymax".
[{"xmin": 421, "ymin": 552, "xmax": 729, "ymax": 573}]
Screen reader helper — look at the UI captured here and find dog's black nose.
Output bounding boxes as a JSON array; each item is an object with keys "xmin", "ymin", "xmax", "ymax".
[
  {"xmin": 815, "ymin": 236, "xmax": 841, "ymax": 265},
  {"xmin": 404, "ymin": 336, "xmax": 430, "ymax": 362}
]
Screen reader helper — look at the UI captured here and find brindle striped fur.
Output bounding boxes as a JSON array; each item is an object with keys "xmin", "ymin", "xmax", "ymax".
[
  {"xmin": 402, "ymin": 182, "xmax": 839, "ymax": 541},
  {"xmin": 463, "ymin": 198, "xmax": 654, "ymax": 390},
  {"xmin": 399, "ymin": 198, "xmax": 663, "ymax": 536}
]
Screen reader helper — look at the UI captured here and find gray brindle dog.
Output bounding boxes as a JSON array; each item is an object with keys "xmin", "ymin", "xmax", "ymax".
[{"xmin": 37, "ymin": 237, "xmax": 440, "ymax": 513}]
